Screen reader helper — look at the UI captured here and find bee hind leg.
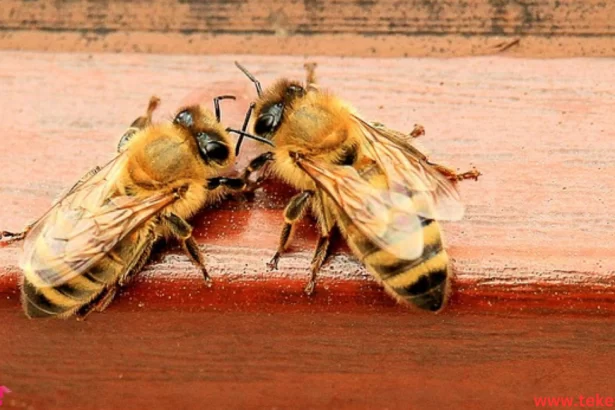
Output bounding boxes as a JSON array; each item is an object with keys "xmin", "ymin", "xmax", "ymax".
[
  {"xmin": 164, "ymin": 213, "xmax": 212, "ymax": 286},
  {"xmin": 268, "ymin": 191, "xmax": 313, "ymax": 270},
  {"xmin": 0, "ymin": 220, "xmax": 36, "ymax": 246},
  {"xmin": 0, "ymin": 230, "xmax": 27, "ymax": 245},
  {"xmin": 184, "ymin": 237, "xmax": 212, "ymax": 286},
  {"xmin": 76, "ymin": 287, "xmax": 118, "ymax": 321},
  {"xmin": 427, "ymin": 161, "xmax": 482, "ymax": 183},
  {"xmin": 304, "ymin": 198, "xmax": 335, "ymax": 295},
  {"xmin": 409, "ymin": 124, "xmax": 425, "ymax": 138},
  {"xmin": 305, "ymin": 234, "xmax": 332, "ymax": 295},
  {"xmin": 118, "ymin": 234, "xmax": 155, "ymax": 287}
]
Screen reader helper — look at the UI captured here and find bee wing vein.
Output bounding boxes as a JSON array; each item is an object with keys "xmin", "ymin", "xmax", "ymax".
[{"xmin": 20, "ymin": 153, "xmax": 176, "ymax": 287}]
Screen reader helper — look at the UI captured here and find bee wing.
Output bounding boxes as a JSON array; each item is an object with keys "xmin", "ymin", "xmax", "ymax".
[
  {"xmin": 20, "ymin": 153, "xmax": 177, "ymax": 287},
  {"xmin": 297, "ymin": 156, "xmax": 425, "ymax": 260},
  {"xmin": 352, "ymin": 115, "xmax": 465, "ymax": 221}
]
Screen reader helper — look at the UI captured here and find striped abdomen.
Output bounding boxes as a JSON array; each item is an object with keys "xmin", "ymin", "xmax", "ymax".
[
  {"xmin": 333, "ymin": 167, "xmax": 451, "ymax": 312},
  {"xmin": 21, "ymin": 229, "xmax": 154, "ymax": 319},
  {"xmin": 340, "ymin": 214, "xmax": 450, "ymax": 311}
]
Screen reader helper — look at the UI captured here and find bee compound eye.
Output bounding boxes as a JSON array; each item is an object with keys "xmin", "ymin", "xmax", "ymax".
[
  {"xmin": 174, "ymin": 110, "xmax": 193, "ymax": 127},
  {"xmin": 197, "ymin": 132, "xmax": 229, "ymax": 163},
  {"xmin": 254, "ymin": 114, "xmax": 276, "ymax": 135},
  {"xmin": 205, "ymin": 141, "xmax": 229, "ymax": 162}
]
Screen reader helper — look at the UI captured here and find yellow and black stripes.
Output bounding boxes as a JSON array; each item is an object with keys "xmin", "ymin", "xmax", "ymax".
[
  {"xmin": 21, "ymin": 231, "xmax": 154, "ymax": 319},
  {"xmin": 338, "ymin": 207, "xmax": 450, "ymax": 312},
  {"xmin": 22, "ymin": 269, "xmax": 106, "ymax": 318}
]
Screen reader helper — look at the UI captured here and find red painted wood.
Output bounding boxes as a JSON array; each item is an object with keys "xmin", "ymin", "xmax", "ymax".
[
  {"xmin": 0, "ymin": 52, "xmax": 614, "ymax": 409},
  {"xmin": 1, "ymin": 52, "xmax": 614, "ymax": 315},
  {"xmin": 2, "ymin": 310, "xmax": 615, "ymax": 410}
]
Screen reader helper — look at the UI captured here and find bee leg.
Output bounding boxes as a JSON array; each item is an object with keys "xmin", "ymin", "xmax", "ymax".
[
  {"xmin": 409, "ymin": 124, "xmax": 426, "ymax": 139},
  {"xmin": 207, "ymin": 177, "xmax": 246, "ymax": 192},
  {"xmin": 83, "ymin": 238, "xmax": 152, "ymax": 319},
  {"xmin": 305, "ymin": 234, "xmax": 332, "ymax": 295},
  {"xmin": 118, "ymin": 233, "xmax": 155, "ymax": 287},
  {"xmin": 207, "ymin": 177, "xmax": 248, "ymax": 203},
  {"xmin": 240, "ymin": 152, "xmax": 274, "ymax": 192},
  {"xmin": 185, "ymin": 237, "xmax": 211, "ymax": 285},
  {"xmin": 427, "ymin": 161, "xmax": 482, "ymax": 183},
  {"xmin": 0, "ymin": 229, "xmax": 28, "ymax": 245},
  {"xmin": 268, "ymin": 191, "xmax": 314, "ymax": 270},
  {"xmin": 76, "ymin": 287, "xmax": 118, "ymax": 320},
  {"xmin": 0, "ymin": 220, "xmax": 38, "ymax": 245},
  {"xmin": 93, "ymin": 287, "xmax": 118, "ymax": 313},
  {"xmin": 304, "ymin": 196, "xmax": 335, "ymax": 294},
  {"xmin": 164, "ymin": 213, "xmax": 212, "ymax": 285}
]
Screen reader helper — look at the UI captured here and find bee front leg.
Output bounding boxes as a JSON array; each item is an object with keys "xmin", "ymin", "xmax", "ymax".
[
  {"xmin": 206, "ymin": 177, "xmax": 246, "ymax": 192},
  {"xmin": 268, "ymin": 191, "xmax": 314, "ymax": 270},
  {"xmin": 240, "ymin": 152, "xmax": 274, "ymax": 192},
  {"xmin": 164, "ymin": 213, "xmax": 212, "ymax": 285}
]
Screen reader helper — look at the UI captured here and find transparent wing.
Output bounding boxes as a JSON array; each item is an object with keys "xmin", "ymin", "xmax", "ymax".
[
  {"xmin": 352, "ymin": 115, "xmax": 465, "ymax": 221},
  {"xmin": 20, "ymin": 153, "xmax": 177, "ymax": 287},
  {"xmin": 296, "ymin": 156, "xmax": 425, "ymax": 260}
]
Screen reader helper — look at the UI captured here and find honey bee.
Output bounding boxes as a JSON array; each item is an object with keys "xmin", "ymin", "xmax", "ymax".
[
  {"xmin": 0, "ymin": 95, "xmax": 271, "ymax": 319},
  {"xmin": 234, "ymin": 62, "xmax": 480, "ymax": 312}
]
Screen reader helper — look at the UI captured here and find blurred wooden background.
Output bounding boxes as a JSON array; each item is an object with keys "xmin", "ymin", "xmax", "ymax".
[
  {"xmin": 1, "ymin": 1, "xmax": 615, "ymax": 409},
  {"xmin": 2, "ymin": 0, "xmax": 615, "ymax": 56}
]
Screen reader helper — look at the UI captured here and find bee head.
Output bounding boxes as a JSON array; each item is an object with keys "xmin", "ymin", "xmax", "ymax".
[
  {"xmin": 254, "ymin": 80, "xmax": 306, "ymax": 136},
  {"xmin": 173, "ymin": 106, "xmax": 232, "ymax": 167},
  {"xmin": 194, "ymin": 130, "xmax": 230, "ymax": 165}
]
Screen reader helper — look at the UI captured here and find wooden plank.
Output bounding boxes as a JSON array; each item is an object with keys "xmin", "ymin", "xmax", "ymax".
[
  {"xmin": 0, "ymin": 51, "xmax": 614, "ymax": 315},
  {"xmin": 4, "ymin": 0, "xmax": 615, "ymax": 36},
  {"xmin": 1, "ymin": 51, "xmax": 615, "ymax": 408},
  {"xmin": 2, "ymin": 311, "xmax": 615, "ymax": 409},
  {"xmin": 1, "ymin": 0, "xmax": 615, "ymax": 56}
]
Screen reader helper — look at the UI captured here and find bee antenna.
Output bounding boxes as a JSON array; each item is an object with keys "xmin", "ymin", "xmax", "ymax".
[
  {"xmin": 146, "ymin": 96, "xmax": 161, "ymax": 119},
  {"xmin": 234, "ymin": 102, "xmax": 256, "ymax": 155},
  {"xmin": 227, "ymin": 128, "xmax": 274, "ymax": 148},
  {"xmin": 213, "ymin": 95, "xmax": 236, "ymax": 123},
  {"xmin": 235, "ymin": 62, "xmax": 263, "ymax": 97}
]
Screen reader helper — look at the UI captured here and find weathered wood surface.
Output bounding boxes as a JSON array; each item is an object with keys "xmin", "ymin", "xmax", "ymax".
[
  {"xmin": 2, "ymin": 312, "xmax": 615, "ymax": 410},
  {"xmin": 1, "ymin": 0, "xmax": 615, "ymax": 56},
  {"xmin": 0, "ymin": 52, "xmax": 614, "ymax": 408},
  {"xmin": 1, "ymin": 51, "xmax": 614, "ymax": 314}
]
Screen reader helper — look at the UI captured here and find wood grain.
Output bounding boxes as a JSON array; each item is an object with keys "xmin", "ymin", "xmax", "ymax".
[
  {"xmin": 1, "ymin": 0, "xmax": 615, "ymax": 56},
  {"xmin": 1, "ymin": 51, "xmax": 614, "ymax": 316},
  {"xmin": 2, "ymin": 310, "xmax": 615, "ymax": 410},
  {"xmin": 0, "ymin": 52, "xmax": 614, "ymax": 408}
]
